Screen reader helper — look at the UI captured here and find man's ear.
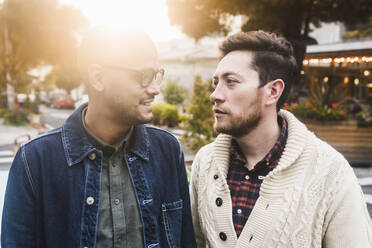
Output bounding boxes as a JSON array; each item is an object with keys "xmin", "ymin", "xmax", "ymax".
[
  {"xmin": 264, "ymin": 79, "xmax": 285, "ymax": 107},
  {"xmin": 88, "ymin": 64, "xmax": 105, "ymax": 92}
]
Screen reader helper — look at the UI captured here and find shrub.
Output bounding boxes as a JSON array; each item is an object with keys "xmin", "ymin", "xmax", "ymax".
[
  {"xmin": 161, "ymin": 80, "xmax": 186, "ymax": 105},
  {"xmin": 24, "ymin": 98, "xmax": 40, "ymax": 114},
  {"xmin": 152, "ymin": 103, "xmax": 163, "ymax": 125},
  {"xmin": 161, "ymin": 104, "xmax": 179, "ymax": 127},
  {"xmin": 0, "ymin": 108, "xmax": 10, "ymax": 118},
  {"xmin": 356, "ymin": 111, "xmax": 372, "ymax": 127},
  {"xmin": 286, "ymin": 99, "xmax": 350, "ymax": 121},
  {"xmin": 181, "ymin": 76, "xmax": 214, "ymax": 152},
  {"xmin": 3, "ymin": 111, "xmax": 28, "ymax": 126},
  {"xmin": 152, "ymin": 103, "xmax": 180, "ymax": 127}
]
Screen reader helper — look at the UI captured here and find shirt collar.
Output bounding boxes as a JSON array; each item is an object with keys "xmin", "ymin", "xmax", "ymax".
[
  {"xmin": 230, "ymin": 115, "xmax": 288, "ymax": 172},
  {"xmin": 61, "ymin": 103, "xmax": 149, "ymax": 167},
  {"xmin": 81, "ymin": 106, "xmax": 133, "ymax": 155}
]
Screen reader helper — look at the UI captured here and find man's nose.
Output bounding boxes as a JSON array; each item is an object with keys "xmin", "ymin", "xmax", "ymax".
[
  {"xmin": 210, "ymin": 84, "xmax": 225, "ymax": 103},
  {"xmin": 146, "ymin": 80, "xmax": 161, "ymax": 95}
]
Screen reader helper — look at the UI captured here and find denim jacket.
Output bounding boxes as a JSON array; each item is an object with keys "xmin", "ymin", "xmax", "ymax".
[{"xmin": 1, "ymin": 104, "xmax": 196, "ymax": 248}]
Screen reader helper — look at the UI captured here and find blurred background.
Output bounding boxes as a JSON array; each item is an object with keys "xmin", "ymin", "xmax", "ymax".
[{"xmin": 1, "ymin": 0, "xmax": 372, "ymax": 232}]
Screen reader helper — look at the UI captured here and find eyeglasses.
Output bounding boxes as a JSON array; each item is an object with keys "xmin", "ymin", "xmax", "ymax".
[{"xmin": 102, "ymin": 64, "xmax": 165, "ymax": 88}]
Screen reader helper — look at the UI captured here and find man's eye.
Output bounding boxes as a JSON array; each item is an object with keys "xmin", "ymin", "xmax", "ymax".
[
  {"xmin": 212, "ymin": 80, "xmax": 218, "ymax": 88},
  {"xmin": 226, "ymin": 79, "xmax": 238, "ymax": 84}
]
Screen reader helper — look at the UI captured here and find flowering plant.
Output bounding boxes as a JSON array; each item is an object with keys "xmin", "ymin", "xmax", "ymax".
[{"xmin": 283, "ymin": 99, "xmax": 349, "ymax": 121}]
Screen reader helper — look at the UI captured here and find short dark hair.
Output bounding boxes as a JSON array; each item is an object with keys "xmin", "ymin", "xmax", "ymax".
[{"xmin": 219, "ymin": 30, "xmax": 298, "ymax": 111}]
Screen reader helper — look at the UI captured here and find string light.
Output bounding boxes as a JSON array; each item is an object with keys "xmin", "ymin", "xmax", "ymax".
[
  {"xmin": 303, "ymin": 56, "xmax": 372, "ymax": 65},
  {"xmin": 364, "ymin": 70, "xmax": 371, "ymax": 76},
  {"xmin": 344, "ymin": 77, "xmax": 349, "ymax": 84},
  {"xmin": 354, "ymin": 78, "xmax": 360, "ymax": 85}
]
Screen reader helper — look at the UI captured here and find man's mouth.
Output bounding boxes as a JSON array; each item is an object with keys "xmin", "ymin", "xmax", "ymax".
[
  {"xmin": 213, "ymin": 108, "xmax": 227, "ymax": 116},
  {"xmin": 141, "ymin": 99, "xmax": 154, "ymax": 105}
]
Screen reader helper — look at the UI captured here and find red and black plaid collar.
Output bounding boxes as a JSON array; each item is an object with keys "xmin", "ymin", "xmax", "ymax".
[{"xmin": 230, "ymin": 115, "xmax": 288, "ymax": 172}]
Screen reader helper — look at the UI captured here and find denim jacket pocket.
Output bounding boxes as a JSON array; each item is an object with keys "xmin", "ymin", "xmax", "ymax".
[{"xmin": 161, "ymin": 199, "xmax": 183, "ymax": 248}]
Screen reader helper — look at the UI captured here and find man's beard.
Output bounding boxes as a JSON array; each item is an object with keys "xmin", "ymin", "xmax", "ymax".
[
  {"xmin": 214, "ymin": 110, "xmax": 261, "ymax": 138},
  {"xmin": 214, "ymin": 95, "xmax": 262, "ymax": 138}
]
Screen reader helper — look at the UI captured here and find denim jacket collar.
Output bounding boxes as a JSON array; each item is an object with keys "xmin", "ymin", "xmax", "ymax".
[{"xmin": 61, "ymin": 103, "xmax": 150, "ymax": 167}]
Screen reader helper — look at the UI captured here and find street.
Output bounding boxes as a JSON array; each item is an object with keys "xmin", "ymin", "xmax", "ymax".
[{"xmin": 1, "ymin": 105, "xmax": 372, "ymax": 236}]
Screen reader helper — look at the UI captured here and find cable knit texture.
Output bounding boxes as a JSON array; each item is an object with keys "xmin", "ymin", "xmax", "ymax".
[{"xmin": 190, "ymin": 110, "xmax": 372, "ymax": 248}]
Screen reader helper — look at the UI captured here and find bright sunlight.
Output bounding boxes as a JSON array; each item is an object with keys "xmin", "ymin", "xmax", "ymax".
[{"xmin": 60, "ymin": 0, "xmax": 183, "ymax": 41}]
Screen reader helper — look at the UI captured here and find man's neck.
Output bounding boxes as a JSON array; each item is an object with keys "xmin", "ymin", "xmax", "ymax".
[
  {"xmin": 235, "ymin": 114, "xmax": 281, "ymax": 170},
  {"xmin": 84, "ymin": 104, "xmax": 132, "ymax": 149}
]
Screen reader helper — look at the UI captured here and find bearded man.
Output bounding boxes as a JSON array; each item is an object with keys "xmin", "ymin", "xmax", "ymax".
[{"xmin": 190, "ymin": 30, "xmax": 372, "ymax": 248}]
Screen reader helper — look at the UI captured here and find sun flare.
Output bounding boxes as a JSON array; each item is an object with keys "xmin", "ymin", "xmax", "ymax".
[{"xmin": 60, "ymin": 0, "xmax": 183, "ymax": 41}]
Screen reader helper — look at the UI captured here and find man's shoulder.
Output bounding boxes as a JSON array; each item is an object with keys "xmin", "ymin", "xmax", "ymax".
[
  {"xmin": 313, "ymin": 135, "xmax": 347, "ymax": 164},
  {"xmin": 22, "ymin": 127, "xmax": 63, "ymax": 150},
  {"xmin": 144, "ymin": 124, "xmax": 179, "ymax": 142},
  {"xmin": 196, "ymin": 142, "xmax": 215, "ymax": 157},
  {"xmin": 308, "ymin": 134, "xmax": 353, "ymax": 183}
]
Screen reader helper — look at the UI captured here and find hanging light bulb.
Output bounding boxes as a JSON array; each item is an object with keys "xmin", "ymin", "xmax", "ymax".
[{"xmin": 344, "ymin": 77, "xmax": 349, "ymax": 84}]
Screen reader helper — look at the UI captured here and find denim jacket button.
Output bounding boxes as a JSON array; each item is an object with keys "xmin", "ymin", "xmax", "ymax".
[
  {"xmin": 88, "ymin": 152, "xmax": 96, "ymax": 160},
  {"xmin": 86, "ymin": 196, "xmax": 95, "ymax": 205}
]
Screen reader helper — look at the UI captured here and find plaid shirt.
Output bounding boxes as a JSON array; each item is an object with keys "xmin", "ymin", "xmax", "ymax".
[{"xmin": 227, "ymin": 116, "xmax": 288, "ymax": 237}]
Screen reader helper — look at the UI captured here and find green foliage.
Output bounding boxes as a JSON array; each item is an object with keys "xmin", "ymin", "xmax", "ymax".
[
  {"xmin": 309, "ymin": 77, "xmax": 349, "ymax": 107},
  {"xmin": 0, "ymin": 107, "xmax": 10, "ymax": 117},
  {"xmin": 167, "ymin": 0, "xmax": 372, "ymax": 40},
  {"xmin": 0, "ymin": 0, "xmax": 87, "ymax": 94},
  {"xmin": 167, "ymin": 0, "xmax": 372, "ymax": 75},
  {"xmin": 343, "ymin": 28, "xmax": 372, "ymax": 39},
  {"xmin": 23, "ymin": 97, "xmax": 39, "ymax": 114},
  {"xmin": 152, "ymin": 103, "xmax": 163, "ymax": 126},
  {"xmin": 181, "ymin": 76, "xmax": 214, "ymax": 152},
  {"xmin": 161, "ymin": 104, "xmax": 179, "ymax": 127},
  {"xmin": 286, "ymin": 100, "xmax": 349, "ymax": 121},
  {"xmin": 161, "ymin": 80, "xmax": 186, "ymax": 105},
  {"xmin": 49, "ymin": 64, "xmax": 82, "ymax": 93},
  {"xmin": 3, "ymin": 110, "xmax": 28, "ymax": 126},
  {"xmin": 152, "ymin": 103, "xmax": 180, "ymax": 127},
  {"xmin": 356, "ymin": 111, "xmax": 372, "ymax": 127}
]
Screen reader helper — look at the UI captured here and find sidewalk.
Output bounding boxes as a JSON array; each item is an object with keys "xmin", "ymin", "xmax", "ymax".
[{"xmin": 0, "ymin": 118, "xmax": 39, "ymax": 146}]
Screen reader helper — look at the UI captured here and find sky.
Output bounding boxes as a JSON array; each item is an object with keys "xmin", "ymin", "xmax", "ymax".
[{"xmin": 59, "ymin": 0, "xmax": 185, "ymax": 42}]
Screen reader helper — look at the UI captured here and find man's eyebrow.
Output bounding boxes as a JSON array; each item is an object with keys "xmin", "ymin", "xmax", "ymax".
[{"xmin": 214, "ymin": 72, "xmax": 240, "ymax": 79}]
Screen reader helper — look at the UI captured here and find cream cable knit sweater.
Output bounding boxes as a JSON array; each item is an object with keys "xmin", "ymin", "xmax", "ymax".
[{"xmin": 190, "ymin": 110, "xmax": 372, "ymax": 248}]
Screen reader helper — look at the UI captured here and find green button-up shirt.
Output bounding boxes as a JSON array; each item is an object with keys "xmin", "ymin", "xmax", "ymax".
[{"xmin": 82, "ymin": 108, "xmax": 144, "ymax": 248}]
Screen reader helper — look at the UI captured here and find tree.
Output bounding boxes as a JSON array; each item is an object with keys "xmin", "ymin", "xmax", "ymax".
[
  {"xmin": 0, "ymin": 0, "xmax": 87, "ymax": 107},
  {"xmin": 167, "ymin": 0, "xmax": 372, "ymax": 81},
  {"xmin": 161, "ymin": 80, "xmax": 186, "ymax": 105},
  {"xmin": 51, "ymin": 64, "xmax": 82, "ymax": 94},
  {"xmin": 181, "ymin": 76, "xmax": 214, "ymax": 152}
]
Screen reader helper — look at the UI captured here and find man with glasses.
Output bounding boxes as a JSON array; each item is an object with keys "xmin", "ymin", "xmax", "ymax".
[{"xmin": 1, "ymin": 27, "xmax": 196, "ymax": 248}]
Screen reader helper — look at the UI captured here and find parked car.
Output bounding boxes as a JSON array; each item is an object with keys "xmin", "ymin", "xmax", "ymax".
[{"xmin": 51, "ymin": 95, "xmax": 75, "ymax": 109}]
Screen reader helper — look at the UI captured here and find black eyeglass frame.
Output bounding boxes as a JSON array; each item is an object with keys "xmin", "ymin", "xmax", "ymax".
[{"xmin": 101, "ymin": 64, "xmax": 165, "ymax": 88}]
